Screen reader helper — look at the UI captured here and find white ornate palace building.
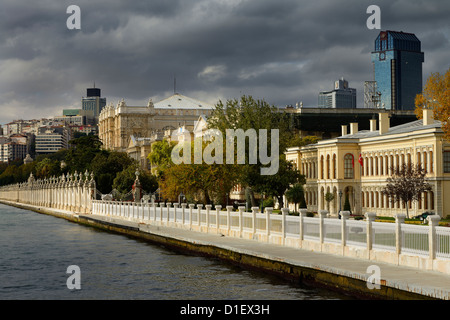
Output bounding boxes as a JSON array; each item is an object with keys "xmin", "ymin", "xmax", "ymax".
[
  {"xmin": 286, "ymin": 109, "xmax": 450, "ymax": 218},
  {"xmin": 98, "ymin": 93, "xmax": 215, "ymax": 169}
]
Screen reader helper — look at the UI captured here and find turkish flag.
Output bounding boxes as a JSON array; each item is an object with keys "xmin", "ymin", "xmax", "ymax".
[{"xmin": 358, "ymin": 154, "xmax": 363, "ymax": 166}]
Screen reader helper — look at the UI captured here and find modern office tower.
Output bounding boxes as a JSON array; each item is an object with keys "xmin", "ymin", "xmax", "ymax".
[
  {"xmin": 318, "ymin": 78, "xmax": 357, "ymax": 109},
  {"xmin": 81, "ymin": 85, "xmax": 106, "ymax": 124},
  {"xmin": 371, "ymin": 30, "xmax": 424, "ymax": 111}
]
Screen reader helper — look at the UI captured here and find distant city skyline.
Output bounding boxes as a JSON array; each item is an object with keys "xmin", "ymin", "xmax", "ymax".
[{"xmin": 0, "ymin": 0, "xmax": 449, "ymax": 125}]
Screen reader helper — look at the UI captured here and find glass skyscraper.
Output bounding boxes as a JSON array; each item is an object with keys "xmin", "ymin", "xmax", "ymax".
[
  {"xmin": 371, "ymin": 31, "xmax": 424, "ymax": 111},
  {"xmin": 82, "ymin": 86, "xmax": 106, "ymax": 124}
]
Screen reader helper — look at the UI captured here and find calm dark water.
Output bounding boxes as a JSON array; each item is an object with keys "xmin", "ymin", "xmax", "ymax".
[{"xmin": 0, "ymin": 203, "xmax": 347, "ymax": 300}]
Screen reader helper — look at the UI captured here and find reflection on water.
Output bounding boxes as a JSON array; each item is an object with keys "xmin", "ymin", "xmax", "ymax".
[{"xmin": 0, "ymin": 204, "xmax": 347, "ymax": 300}]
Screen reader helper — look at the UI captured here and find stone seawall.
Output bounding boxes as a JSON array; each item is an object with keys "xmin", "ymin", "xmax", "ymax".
[{"xmin": 1, "ymin": 199, "xmax": 448, "ymax": 300}]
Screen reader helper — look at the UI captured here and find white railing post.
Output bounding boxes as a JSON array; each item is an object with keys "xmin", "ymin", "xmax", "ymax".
[
  {"xmin": 428, "ymin": 215, "xmax": 441, "ymax": 260},
  {"xmin": 299, "ymin": 209, "xmax": 307, "ymax": 241},
  {"xmin": 251, "ymin": 207, "xmax": 259, "ymax": 235},
  {"xmin": 265, "ymin": 207, "xmax": 273, "ymax": 240},
  {"xmin": 215, "ymin": 205, "xmax": 222, "ymax": 233},
  {"xmin": 189, "ymin": 204, "xmax": 195, "ymax": 229},
  {"xmin": 226, "ymin": 205, "xmax": 233, "ymax": 235},
  {"xmin": 319, "ymin": 210, "xmax": 328, "ymax": 246},
  {"xmin": 205, "ymin": 204, "xmax": 212, "ymax": 231},
  {"xmin": 197, "ymin": 204, "xmax": 203, "ymax": 227},
  {"xmin": 166, "ymin": 203, "xmax": 171, "ymax": 224},
  {"xmin": 395, "ymin": 213, "xmax": 406, "ymax": 255},
  {"xmin": 173, "ymin": 203, "xmax": 179, "ymax": 223},
  {"xmin": 153, "ymin": 202, "xmax": 157, "ymax": 221},
  {"xmin": 181, "ymin": 203, "xmax": 187, "ymax": 226},
  {"xmin": 365, "ymin": 212, "xmax": 377, "ymax": 251},
  {"xmin": 281, "ymin": 208, "xmax": 289, "ymax": 245},
  {"xmin": 159, "ymin": 202, "xmax": 165, "ymax": 224},
  {"xmin": 238, "ymin": 206, "xmax": 245, "ymax": 236},
  {"xmin": 340, "ymin": 211, "xmax": 350, "ymax": 250}
]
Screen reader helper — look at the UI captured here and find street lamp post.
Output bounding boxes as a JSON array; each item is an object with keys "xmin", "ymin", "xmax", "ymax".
[{"xmin": 338, "ymin": 190, "xmax": 343, "ymax": 219}]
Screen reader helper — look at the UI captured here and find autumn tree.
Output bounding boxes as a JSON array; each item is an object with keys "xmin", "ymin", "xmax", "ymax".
[
  {"xmin": 382, "ymin": 163, "xmax": 432, "ymax": 218},
  {"xmin": 207, "ymin": 95, "xmax": 302, "ymax": 207},
  {"xmin": 415, "ymin": 67, "xmax": 450, "ymax": 140}
]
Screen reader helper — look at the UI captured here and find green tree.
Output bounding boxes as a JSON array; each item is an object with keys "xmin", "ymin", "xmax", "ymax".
[
  {"xmin": 65, "ymin": 135, "xmax": 103, "ymax": 173},
  {"xmin": 113, "ymin": 164, "xmax": 158, "ymax": 196},
  {"xmin": 206, "ymin": 95, "xmax": 299, "ymax": 206},
  {"xmin": 147, "ymin": 140, "xmax": 177, "ymax": 177},
  {"xmin": 285, "ymin": 183, "xmax": 306, "ymax": 213},
  {"xmin": 325, "ymin": 192, "xmax": 335, "ymax": 212},
  {"xmin": 91, "ymin": 151, "xmax": 134, "ymax": 193}
]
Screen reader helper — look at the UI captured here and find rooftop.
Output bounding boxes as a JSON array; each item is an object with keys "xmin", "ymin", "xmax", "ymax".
[{"xmin": 153, "ymin": 93, "xmax": 214, "ymax": 110}]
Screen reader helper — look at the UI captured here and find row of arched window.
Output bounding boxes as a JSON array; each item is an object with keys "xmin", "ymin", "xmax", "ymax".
[
  {"xmin": 311, "ymin": 149, "xmax": 434, "ymax": 181},
  {"xmin": 360, "ymin": 150, "xmax": 433, "ymax": 177},
  {"xmin": 317, "ymin": 153, "xmax": 354, "ymax": 180},
  {"xmin": 361, "ymin": 190, "xmax": 434, "ymax": 210}
]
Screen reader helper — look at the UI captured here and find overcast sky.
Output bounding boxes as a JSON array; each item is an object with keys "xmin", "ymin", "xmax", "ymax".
[{"xmin": 0, "ymin": 0, "xmax": 449, "ymax": 125}]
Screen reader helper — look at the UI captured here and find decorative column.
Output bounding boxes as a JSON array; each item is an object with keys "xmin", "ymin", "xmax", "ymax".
[
  {"xmin": 132, "ymin": 170, "xmax": 142, "ymax": 203},
  {"xmin": 88, "ymin": 172, "xmax": 96, "ymax": 214}
]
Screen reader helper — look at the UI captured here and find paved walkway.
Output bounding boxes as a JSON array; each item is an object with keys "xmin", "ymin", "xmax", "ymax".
[
  {"xmin": 2, "ymin": 200, "xmax": 449, "ymax": 300},
  {"xmin": 84, "ymin": 213, "xmax": 450, "ymax": 300}
]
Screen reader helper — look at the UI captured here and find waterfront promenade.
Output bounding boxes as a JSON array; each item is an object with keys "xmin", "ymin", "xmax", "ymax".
[{"xmin": 1, "ymin": 199, "xmax": 449, "ymax": 300}]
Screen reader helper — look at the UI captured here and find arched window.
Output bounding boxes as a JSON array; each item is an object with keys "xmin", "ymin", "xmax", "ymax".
[
  {"xmin": 326, "ymin": 155, "xmax": 330, "ymax": 179},
  {"xmin": 344, "ymin": 154, "xmax": 354, "ymax": 179},
  {"xmin": 320, "ymin": 155, "xmax": 324, "ymax": 179},
  {"xmin": 333, "ymin": 154, "xmax": 336, "ymax": 179},
  {"xmin": 429, "ymin": 151, "xmax": 434, "ymax": 173}
]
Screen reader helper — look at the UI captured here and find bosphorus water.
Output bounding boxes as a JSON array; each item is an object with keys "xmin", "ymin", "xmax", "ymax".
[{"xmin": 0, "ymin": 203, "xmax": 348, "ymax": 300}]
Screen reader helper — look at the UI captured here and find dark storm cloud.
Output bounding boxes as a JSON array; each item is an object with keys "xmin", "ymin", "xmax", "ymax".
[{"xmin": 0, "ymin": 0, "xmax": 449, "ymax": 124}]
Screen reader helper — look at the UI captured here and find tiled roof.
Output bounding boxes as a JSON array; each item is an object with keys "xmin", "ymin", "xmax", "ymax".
[{"xmin": 337, "ymin": 119, "xmax": 442, "ymax": 141}]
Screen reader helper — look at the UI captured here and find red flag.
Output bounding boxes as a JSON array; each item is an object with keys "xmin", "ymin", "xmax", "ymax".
[{"xmin": 358, "ymin": 154, "xmax": 363, "ymax": 166}]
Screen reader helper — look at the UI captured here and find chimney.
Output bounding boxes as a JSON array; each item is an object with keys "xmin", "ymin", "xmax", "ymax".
[
  {"xmin": 423, "ymin": 108, "xmax": 434, "ymax": 126},
  {"xmin": 370, "ymin": 118, "xmax": 377, "ymax": 131},
  {"xmin": 379, "ymin": 112, "xmax": 390, "ymax": 135},
  {"xmin": 341, "ymin": 125, "xmax": 348, "ymax": 136},
  {"xmin": 350, "ymin": 123, "xmax": 358, "ymax": 135}
]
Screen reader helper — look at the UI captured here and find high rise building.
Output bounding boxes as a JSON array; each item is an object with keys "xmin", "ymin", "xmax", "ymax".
[
  {"xmin": 318, "ymin": 78, "xmax": 357, "ymax": 109},
  {"xmin": 82, "ymin": 85, "xmax": 106, "ymax": 124},
  {"xmin": 371, "ymin": 30, "xmax": 424, "ymax": 111}
]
